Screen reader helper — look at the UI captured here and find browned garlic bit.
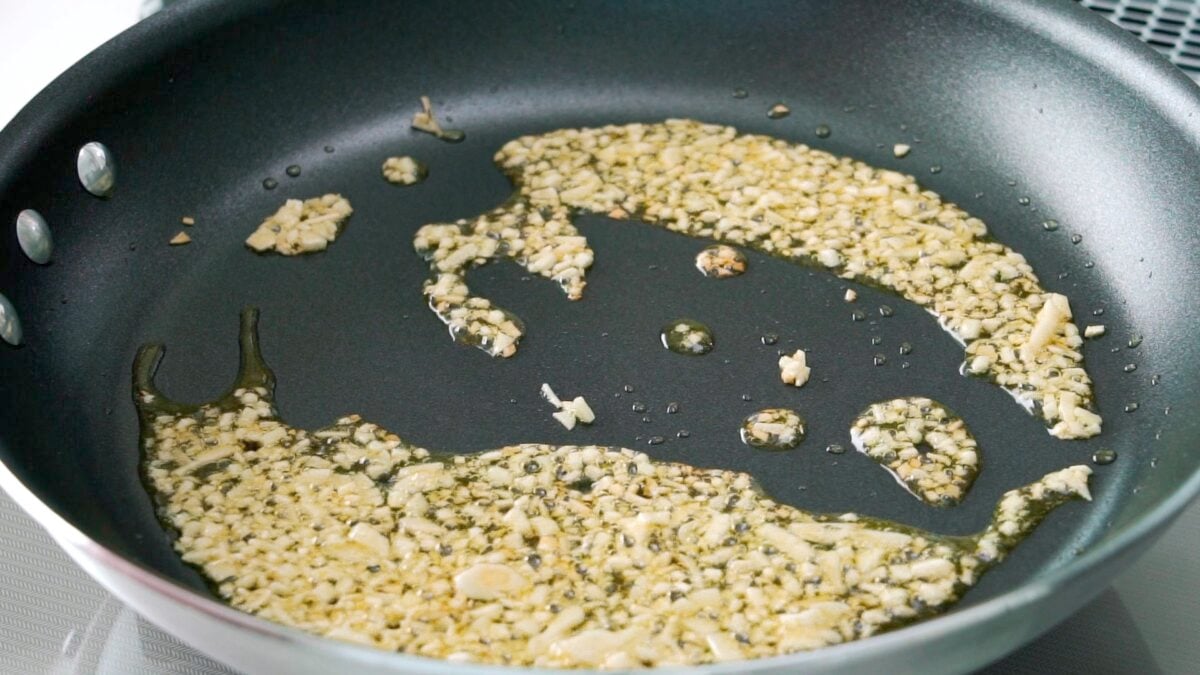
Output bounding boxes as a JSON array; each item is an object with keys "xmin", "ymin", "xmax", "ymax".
[
  {"xmin": 416, "ymin": 120, "xmax": 1098, "ymax": 437},
  {"xmin": 893, "ymin": 144, "xmax": 911, "ymax": 158},
  {"xmin": 1083, "ymin": 324, "xmax": 1105, "ymax": 339},
  {"xmin": 169, "ymin": 231, "xmax": 191, "ymax": 246},
  {"xmin": 245, "ymin": 194, "xmax": 353, "ymax": 255},
  {"xmin": 695, "ymin": 244, "xmax": 748, "ymax": 278},
  {"xmin": 844, "ymin": 289, "xmax": 858, "ymax": 303},
  {"xmin": 382, "ymin": 156, "xmax": 427, "ymax": 185},
  {"xmin": 850, "ymin": 398, "xmax": 980, "ymax": 507},
  {"xmin": 137, "ymin": 314, "xmax": 1093, "ymax": 668},
  {"xmin": 181, "ymin": 216, "xmax": 196, "ymax": 226},
  {"xmin": 778, "ymin": 350, "xmax": 811, "ymax": 387}
]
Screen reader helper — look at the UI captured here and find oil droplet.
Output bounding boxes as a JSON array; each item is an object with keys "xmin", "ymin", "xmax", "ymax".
[
  {"xmin": 815, "ymin": 124, "xmax": 832, "ymax": 138},
  {"xmin": 660, "ymin": 319, "xmax": 714, "ymax": 356},
  {"xmin": 760, "ymin": 333, "xmax": 779, "ymax": 346},
  {"xmin": 642, "ymin": 416, "xmax": 652, "ymax": 424},
  {"xmin": 0, "ymin": 292, "xmax": 22, "ymax": 346},
  {"xmin": 1150, "ymin": 456, "xmax": 1159, "ymax": 467},
  {"xmin": 1124, "ymin": 402, "xmax": 1139, "ymax": 413},
  {"xmin": 1151, "ymin": 374, "xmax": 1160, "ymax": 385},
  {"xmin": 1084, "ymin": 261, "xmax": 1095, "ymax": 269},
  {"xmin": 1018, "ymin": 196, "xmax": 1031, "ymax": 206},
  {"xmin": 76, "ymin": 141, "xmax": 116, "ymax": 197},
  {"xmin": 285, "ymin": 165, "xmax": 302, "ymax": 177},
  {"xmin": 1122, "ymin": 363, "xmax": 1137, "ymax": 373},
  {"xmin": 623, "ymin": 384, "xmax": 635, "ymax": 393},
  {"xmin": 1070, "ymin": 233, "xmax": 1083, "ymax": 244},
  {"xmin": 324, "ymin": 145, "xmax": 335, "ymax": 153},
  {"xmin": 1092, "ymin": 308, "xmax": 1104, "ymax": 316},
  {"xmin": 1091, "ymin": 449, "xmax": 1117, "ymax": 465},
  {"xmin": 676, "ymin": 430, "xmax": 691, "ymax": 439},
  {"xmin": 740, "ymin": 393, "xmax": 753, "ymax": 402},
  {"xmin": 666, "ymin": 402, "xmax": 680, "ymax": 414},
  {"xmin": 901, "ymin": 361, "xmax": 911, "ymax": 369},
  {"xmin": 1006, "ymin": 179, "xmax": 1018, "ymax": 187},
  {"xmin": 740, "ymin": 408, "xmax": 806, "ymax": 450},
  {"xmin": 899, "ymin": 342, "xmax": 913, "ymax": 355},
  {"xmin": 851, "ymin": 310, "xmax": 866, "ymax": 322},
  {"xmin": 1041, "ymin": 219, "xmax": 1059, "ymax": 231},
  {"xmin": 695, "ymin": 244, "xmax": 748, "ymax": 278},
  {"xmin": 879, "ymin": 305, "xmax": 894, "ymax": 318},
  {"xmin": 732, "ymin": 88, "xmax": 749, "ymax": 99},
  {"xmin": 767, "ymin": 103, "xmax": 790, "ymax": 119},
  {"xmin": 929, "ymin": 165, "xmax": 942, "ymax": 174},
  {"xmin": 631, "ymin": 402, "xmax": 646, "ymax": 413},
  {"xmin": 647, "ymin": 436, "xmax": 665, "ymax": 446},
  {"xmin": 262, "ymin": 178, "xmax": 278, "ymax": 190},
  {"xmin": 870, "ymin": 336, "xmax": 883, "ymax": 346},
  {"xmin": 873, "ymin": 354, "xmax": 887, "ymax": 366},
  {"xmin": 825, "ymin": 443, "xmax": 846, "ymax": 455},
  {"xmin": 15, "ymin": 209, "xmax": 53, "ymax": 264},
  {"xmin": 1127, "ymin": 335, "xmax": 1143, "ymax": 349}
]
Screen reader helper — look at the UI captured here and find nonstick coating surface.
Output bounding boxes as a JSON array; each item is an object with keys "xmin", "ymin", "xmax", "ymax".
[{"xmin": 1, "ymin": 0, "xmax": 1199, "ymax": 670}]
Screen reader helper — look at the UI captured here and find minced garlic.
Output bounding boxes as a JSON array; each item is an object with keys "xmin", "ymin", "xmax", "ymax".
[
  {"xmin": 850, "ymin": 397, "xmax": 980, "ymax": 506},
  {"xmin": 382, "ymin": 156, "xmax": 427, "ymax": 185},
  {"xmin": 245, "ymin": 194, "xmax": 352, "ymax": 255},
  {"xmin": 413, "ymin": 120, "xmax": 1100, "ymax": 438},
  {"xmin": 137, "ymin": 323, "xmax": 1093, "ymax": 668},
  {"xmin": 541, "ymin": 383, "xmax": 594, "ymax": 430}
]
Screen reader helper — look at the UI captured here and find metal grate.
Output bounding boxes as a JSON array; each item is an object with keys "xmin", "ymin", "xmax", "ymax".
[{"xmin": 1080, "ymin": 0, "xmax": 1200, "ymax": 79}]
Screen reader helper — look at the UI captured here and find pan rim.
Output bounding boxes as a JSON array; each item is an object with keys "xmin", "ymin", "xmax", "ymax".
[{"xmin": 2, "ymin": 0, "xmax": 1199, "ymax": 671}]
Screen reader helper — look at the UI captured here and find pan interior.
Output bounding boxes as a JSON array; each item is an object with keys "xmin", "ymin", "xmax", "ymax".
[{"xmin": 0, "ymin": 0, "xmax": 1196, "ymax": 623}]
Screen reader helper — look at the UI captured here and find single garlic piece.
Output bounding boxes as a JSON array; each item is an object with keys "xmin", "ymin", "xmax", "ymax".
[
  {"xmin": 779, "ymin": 349, "xmax": 811, "ymax": 387},
  {"xmin": 454, "ymin": 563, "xmax": 528, "ymax": 600}
]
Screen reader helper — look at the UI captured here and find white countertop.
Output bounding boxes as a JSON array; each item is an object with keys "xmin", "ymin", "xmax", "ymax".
[{"xmin": 0, "ymin": 1, "xmax": 1196, "ymax": 673}]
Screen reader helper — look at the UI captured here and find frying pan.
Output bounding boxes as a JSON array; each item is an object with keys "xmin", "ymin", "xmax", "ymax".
[{"xmin": 1, "ymin": 0, "xmax": 1198, "ymax": 673}]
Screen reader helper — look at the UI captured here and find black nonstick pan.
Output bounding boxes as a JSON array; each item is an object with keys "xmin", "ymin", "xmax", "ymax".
[{"xmin": 1, "ymin": 1, "xmax": 1199, "ymax": 673}]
